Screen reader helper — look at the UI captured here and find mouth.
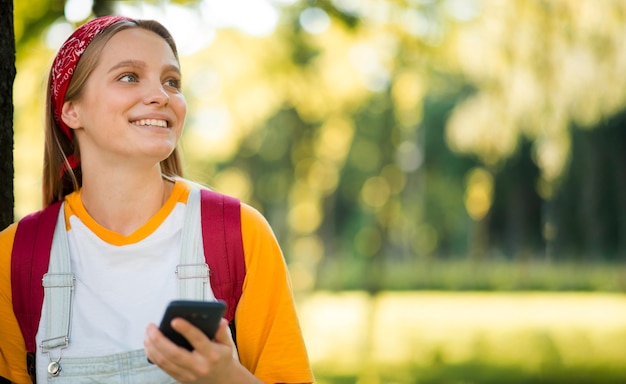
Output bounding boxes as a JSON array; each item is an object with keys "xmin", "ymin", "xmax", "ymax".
[{"xmin": 131, "ymin": 119, "xmax": 169, "ymax": 128}]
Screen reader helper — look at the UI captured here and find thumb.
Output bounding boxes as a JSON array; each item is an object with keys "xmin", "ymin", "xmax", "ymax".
[{"xmin": 214, "ymin": 318, "xmax": 239, "ymax": 361}]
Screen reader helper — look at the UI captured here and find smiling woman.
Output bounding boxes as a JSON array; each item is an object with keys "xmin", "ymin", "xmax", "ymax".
[
  {"xmin": 0, "ymin": 15, "xmax": 313, "ymax": 384},
  {"xmin": 60, "ymin": 27, "xmax": 186, "ymax": 207}
]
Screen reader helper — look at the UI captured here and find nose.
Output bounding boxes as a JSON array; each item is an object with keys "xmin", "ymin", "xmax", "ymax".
[{"xmin": 144, "ymin": 82, "xmax": 169, "ymax": 106}]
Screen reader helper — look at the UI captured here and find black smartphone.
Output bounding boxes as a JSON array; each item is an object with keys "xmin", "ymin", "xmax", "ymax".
[{"xmin": 158, "ymin": 300, "xmax": 227, "ymax": 351}]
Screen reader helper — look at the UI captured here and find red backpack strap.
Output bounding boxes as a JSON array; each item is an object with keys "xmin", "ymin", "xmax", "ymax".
[
  {"xmin": 11, "ymin": 201, "xmax": 63, "ymax": 353},
  {"xmin": 200, "ymin": 189, "xmax": 245, "ymax": 323}
]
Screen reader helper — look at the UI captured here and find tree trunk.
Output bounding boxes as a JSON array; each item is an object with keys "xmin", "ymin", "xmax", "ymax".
[{"xmin": 0, "ymin": 0, "xmax": 15, "ymax": 230}]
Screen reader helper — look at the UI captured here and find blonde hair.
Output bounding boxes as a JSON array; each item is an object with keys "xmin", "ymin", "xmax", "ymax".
[{"xmin": 42, "ymin": 19, "xmax": 184, "ymax": 207}]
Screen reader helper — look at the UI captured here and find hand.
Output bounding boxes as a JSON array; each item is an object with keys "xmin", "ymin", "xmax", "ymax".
[{"xmin": 144, "ymin": 318, "xmax": 256, "ymax": 383}]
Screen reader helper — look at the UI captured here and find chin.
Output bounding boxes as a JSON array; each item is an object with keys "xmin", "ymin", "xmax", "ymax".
[{"xmin": 140, "ymin": 145, "xmax": 177, "ymax": 162}]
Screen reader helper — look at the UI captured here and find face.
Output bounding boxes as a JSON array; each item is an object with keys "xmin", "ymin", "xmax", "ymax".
[{"xmin": 62, "ymin": 27, "xmax": 186, "ymax": 170}]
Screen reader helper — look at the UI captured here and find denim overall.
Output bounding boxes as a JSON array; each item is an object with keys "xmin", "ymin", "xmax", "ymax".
[{"xmin": 39, "ymin": 189, "xmax": 210, "ymax": 383}]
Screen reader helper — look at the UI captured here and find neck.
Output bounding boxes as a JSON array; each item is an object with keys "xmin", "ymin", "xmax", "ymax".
[{"xmin": 79, "ymin": 165, "xmax": 175, "ymax": 236}]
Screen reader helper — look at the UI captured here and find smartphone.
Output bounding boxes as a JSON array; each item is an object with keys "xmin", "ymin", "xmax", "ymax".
[{"xmin": 158, "ymin": 300, "xmax": 227, "ymax": 351}]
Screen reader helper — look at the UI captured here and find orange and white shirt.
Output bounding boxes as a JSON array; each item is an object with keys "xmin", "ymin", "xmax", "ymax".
[{"xmin": 0, "ymin": 179, "xmax": 313, "ymax": 384}]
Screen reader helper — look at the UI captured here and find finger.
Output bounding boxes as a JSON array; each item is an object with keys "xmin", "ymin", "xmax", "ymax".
[
  {"xmin": 171, "ymin": 317, "xmax": 213, "ymax": 351},
  {"xmin": 214, "ymin": 318, "xmax": 240, "ymax": 360},
  {"xmin": 145, "ymin": 323, "xmax": 184, "ymax": 362},
  {"xmin": 144, "ymin": 323, "xmax": 177, "ymax": 366},
  {"xmin": 144, "ymin": 323, "xmax": 161, "ymax": 363},
  {"xmin": 144, "ymin": 323, "xmax": 196, "ymax": 381},
  {"xmin": 213, "ymin": 318, "xmax": 234, "ymax": 347}
]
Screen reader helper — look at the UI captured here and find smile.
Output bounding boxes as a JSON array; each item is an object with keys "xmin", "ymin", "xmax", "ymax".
[{"xmin": 131, "ymin": 119, "xmax": 168, "ymax": 128}]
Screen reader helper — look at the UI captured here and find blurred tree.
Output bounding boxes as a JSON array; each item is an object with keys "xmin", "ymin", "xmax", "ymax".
[
  {"xmin": 14, "ymin": 0, "xmax": 63, "ymax": 47},
  {"xmin": 0, "ymin": 0, "xmax": 15, "ymax": 229},
  {"xmin": 489, "ymin": 139, "xmax": 543, "ymax": 260},
  {"xmin": 92, "ymin": 0, "xmax": 116, "ymax": 17},
  {"xmin": 551, "ymin": 112, "xmax": 626, "ymax": 261},
  {"xmin": 444, "ymin": 0, "xmax": 626, "ymax": 261},
  {"xmin": 9, "ymin": 0, "xmax": 626, "ymax": 291}
]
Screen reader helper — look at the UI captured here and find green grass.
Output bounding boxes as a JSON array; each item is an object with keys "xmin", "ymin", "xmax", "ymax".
[
  {"xmin": 313, "ymin": 362, "xmax": 626, "ymax": 384},
  {"xmin": 315, "ymin": 258, "xmax": 626, "ymax": 292},
  {"xmin": 297, "ymin": 291, "xmax": 626, "ymax": 384}
]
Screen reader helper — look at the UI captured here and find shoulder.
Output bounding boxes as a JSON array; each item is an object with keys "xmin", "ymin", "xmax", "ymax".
[
  {"xmin": 238, "ymin": 202, "xmax": 287, "ymax": 276},
  {"xmin": 240, "ymin": 202, "xmax": 271, "ymax": 229},
  {"xmin": 0, "ymin": 222, "xmax": 18, "ymax": 280},
  {"xmin": 0, "ymin": 223, "xmax": 18, "ymax": 286},
  {"xmin": 182, "ymin": 178, "xmax": 280, "ymax": 247},
  {"xmin": 183, "ymin": 178, "xmax": 275, "ymax": 236},
  {"xmin": 239, "ymin": 202, "xmax": 280, "ymax": 246},
  {"xmin": 0, "ymin": 222, "xmax": 18, "ymax": 252}
]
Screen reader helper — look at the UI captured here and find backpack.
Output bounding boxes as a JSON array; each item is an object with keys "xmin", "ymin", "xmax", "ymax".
[{"xmin": 10, "ymin": 189, "xmax": 245, "ymax": 357}]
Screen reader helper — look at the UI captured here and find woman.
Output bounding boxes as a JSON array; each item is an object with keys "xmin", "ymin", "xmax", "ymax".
[{"xmin": 0, "ymin": 15, "xmax": 313, "ymax": 384}]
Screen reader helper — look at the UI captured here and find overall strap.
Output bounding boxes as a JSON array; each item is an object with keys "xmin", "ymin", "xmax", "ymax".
[
  {"xmin": 200, "ymin": 189, "xmax": 245, "ymax": 323},
  {"xmin": 177, "ymin": 188, "xmax": 210, "ymax": 300},
  {"xmin": 40, "ymin": 205, "xmax": 75, "ymax": 376},
  {"xmin": 11, "ymin": 201, "xmax": 63, "ymax": 353}
]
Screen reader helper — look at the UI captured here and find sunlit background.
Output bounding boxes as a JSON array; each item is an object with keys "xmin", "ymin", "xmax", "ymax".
[{"xmin": 11, "ymin": 0, "xmax": 626, "ymax": 382}]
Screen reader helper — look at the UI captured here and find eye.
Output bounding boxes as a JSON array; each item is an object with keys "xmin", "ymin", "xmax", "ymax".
[
  {"xmin": 164, "ymin": 77, "xmax": 181, "ymax": 90},
  {"xmin": 119, "ymin": 73, "xmax": 138, "ymax": 83}
]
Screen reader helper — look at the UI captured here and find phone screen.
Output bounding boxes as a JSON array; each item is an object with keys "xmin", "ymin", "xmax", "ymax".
[{"xmin": 158, "ymin": 300, "xmax": 227, "ymax": 351}]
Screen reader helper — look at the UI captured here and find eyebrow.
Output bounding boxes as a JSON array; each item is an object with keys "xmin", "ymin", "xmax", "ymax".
[{"xmin": 108, "ymin": 60, "xmax": 181, "ymax": 75}]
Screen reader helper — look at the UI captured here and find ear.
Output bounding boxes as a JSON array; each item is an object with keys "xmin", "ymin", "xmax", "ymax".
[{"xmin": 61, "ymin": 101, "xmax": 82, "ymax": 129}]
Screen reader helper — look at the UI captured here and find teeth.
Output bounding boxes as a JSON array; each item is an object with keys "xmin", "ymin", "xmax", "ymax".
[{"xmin": 132, "ymin": 119, "xmax": 168, "ymax": 128}]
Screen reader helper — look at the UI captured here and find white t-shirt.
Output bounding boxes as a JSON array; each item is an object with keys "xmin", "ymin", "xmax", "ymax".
[{"xmin": 35, "ymin": 184, "xmax": 214, "ymax": 379}]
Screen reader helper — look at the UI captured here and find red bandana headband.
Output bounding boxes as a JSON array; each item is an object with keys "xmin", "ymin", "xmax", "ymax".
[{"xmin": 51, "ymin": 15, "xmax": 131, "ymax": 173}]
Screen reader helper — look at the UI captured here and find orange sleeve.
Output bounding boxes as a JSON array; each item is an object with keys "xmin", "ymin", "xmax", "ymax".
[
  {"xmin": 234, "ymin": 204, "xmax": 314, "ymax": 384},
  {"xmin": 0, "ymin": 223, "xmax": 32, "ymax": 384}
]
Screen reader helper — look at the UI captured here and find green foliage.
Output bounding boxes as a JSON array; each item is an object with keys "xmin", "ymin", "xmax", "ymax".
[
  {"xmin": 315, "ymin": 258, "xmax": 626, "ymax": 292},
  {"xmin": 11, "ymin": 1, "xmax": 626, "ymax": 293},
  {"xmin": 14, "ymin": 0, "xmax": 63, "ymax": 45}
]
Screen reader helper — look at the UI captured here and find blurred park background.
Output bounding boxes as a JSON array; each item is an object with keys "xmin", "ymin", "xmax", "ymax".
[{"xmin": 9, "ymin": 0, "xmax": 626, "ymax": 382}]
